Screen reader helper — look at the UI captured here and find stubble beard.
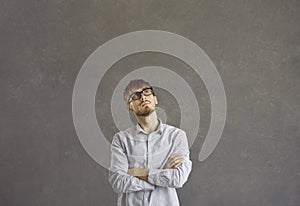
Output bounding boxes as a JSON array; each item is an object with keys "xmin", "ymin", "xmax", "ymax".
[{"xmin": 135, "ymin": 106, "xmax": 155, "ymax": 117}]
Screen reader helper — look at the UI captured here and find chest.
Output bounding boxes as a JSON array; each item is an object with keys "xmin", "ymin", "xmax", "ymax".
[{"xmin": 124, "ymin": 133, "xmax": 176, "ymax": 169}]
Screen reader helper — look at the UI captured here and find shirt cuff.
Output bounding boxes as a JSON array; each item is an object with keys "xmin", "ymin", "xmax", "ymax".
[
  {"xmin": 142, "ymin": 178, "xmax": 156, "ymax": 190},
  {"xmin": 147, "ymin": 169, "xmax": 167, "ymax": 185}
]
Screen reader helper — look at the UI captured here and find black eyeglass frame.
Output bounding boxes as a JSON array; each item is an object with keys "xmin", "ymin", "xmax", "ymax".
[{"xmin": 127, "ymin": 87, "xmax": 154, "ymax": 104}]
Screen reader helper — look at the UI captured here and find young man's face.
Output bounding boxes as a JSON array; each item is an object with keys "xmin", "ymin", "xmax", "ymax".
[{"xmin": 128, "ymin": 86, "xmax": 158, "ymax": 116}]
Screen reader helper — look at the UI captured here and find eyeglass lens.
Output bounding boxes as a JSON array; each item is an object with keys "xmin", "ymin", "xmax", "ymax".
[{"xmin": 132, "ymin": 88, "xmax": 152, "ymax": 100}]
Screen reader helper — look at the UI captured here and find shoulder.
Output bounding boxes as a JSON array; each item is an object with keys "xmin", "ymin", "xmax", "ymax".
[
  {"xmin": 112, "ymin": 126, "xmax": 135, "ymax": 142},
  {"xmin": 163, "ymin": 123, "xmax": 187, "ymax": 139},
  {"xmin": 163, "ymin": 124, "xmax": 189, "ymax": 150}
]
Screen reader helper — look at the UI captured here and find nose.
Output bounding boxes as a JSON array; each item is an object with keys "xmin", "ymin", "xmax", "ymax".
[{"xmin": 141, "ymin": 93, "xmax": 147, "ymax": 101}]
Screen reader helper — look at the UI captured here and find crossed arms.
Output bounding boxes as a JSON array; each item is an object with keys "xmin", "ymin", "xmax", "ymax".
[
  {"xmin": 108, "ymin": 130, "xmax": 192, "ymax": 193},
  {"xmin": 127, "ymin": 153, "xmax": 183, "ymax": 181}
]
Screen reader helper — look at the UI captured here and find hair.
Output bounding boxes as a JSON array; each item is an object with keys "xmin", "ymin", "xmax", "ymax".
[{"xmin": 123, "ymin": 79, "xmax": 153, "ymax": 103}]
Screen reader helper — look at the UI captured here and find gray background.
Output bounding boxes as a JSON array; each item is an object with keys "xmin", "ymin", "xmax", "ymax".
[{"xmin": 1, "ymin": 0, "xmax": 299, "ymax": 205}]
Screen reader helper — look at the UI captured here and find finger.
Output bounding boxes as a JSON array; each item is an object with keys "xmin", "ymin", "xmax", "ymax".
[
  {"xmin": 171, "ymin": 154, "xmax": 183, "ymax": 158},
  {"xmin": 172, "ymin": 162, "xmax": 182, "ymax": 168},
  {"xmin": 170, "ymin": 158, "xmax": 183, "ymax": 167},
  {"xmin": 166, "ymin": 155, "xmax": 182, "ymax": 168},
  {"xmin": 168, "ymin": 154, "xmax": 176, "ymax": 160},
  {"xmin": 169, "ymin": 156, "xmax": 183, "ymax": 163},
  {"xmin": 169, "ymin": 153, "xmax": 181, "ymax": 158},
  {"xmin": 171, "ymin": 158, "xmax": 183, "ymax": 166},
  {"xmin": 165, "ymin": 159, "xmax": 176, "ymax": 169}
]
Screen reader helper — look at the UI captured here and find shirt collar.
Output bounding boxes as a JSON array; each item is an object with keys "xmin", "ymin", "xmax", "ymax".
[{"xmin": 136, "ymin": 118, "xmax": 164, "ymax": 135}]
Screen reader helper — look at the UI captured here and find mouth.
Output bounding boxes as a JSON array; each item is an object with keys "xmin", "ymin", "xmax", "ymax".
[{"xmin": 141, "ymin": 101, "xmax": 150, "ymax": 107}]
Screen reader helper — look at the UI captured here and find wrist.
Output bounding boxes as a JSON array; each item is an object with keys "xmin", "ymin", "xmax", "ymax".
[{"xmin": 128, "ymin": 168, "xmax": 149, "ymax": 176}]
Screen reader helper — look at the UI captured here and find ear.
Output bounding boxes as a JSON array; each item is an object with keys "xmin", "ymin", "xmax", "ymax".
[{"xmin": 154, "ymin": 96, "xmax": 158, "ymax": 105}]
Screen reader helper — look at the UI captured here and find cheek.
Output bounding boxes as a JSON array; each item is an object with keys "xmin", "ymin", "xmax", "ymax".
[
  {"xmin": 150, "ymin": 102, "xmax": 156, "ymax": 108},
  {"xmin": 133, "ymin": 103, "xmax": 141, "ymax": 110}
]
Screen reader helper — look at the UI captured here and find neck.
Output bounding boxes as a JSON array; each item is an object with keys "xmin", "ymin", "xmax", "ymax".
[{"xmin": 136, "ymin": 111, "xmax": 159, "ymax": 133}]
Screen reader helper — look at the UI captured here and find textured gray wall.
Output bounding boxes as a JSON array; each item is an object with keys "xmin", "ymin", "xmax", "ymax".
[{"xmin": 1, "ymin": 0, "xmax": 299, "ymax": 205}]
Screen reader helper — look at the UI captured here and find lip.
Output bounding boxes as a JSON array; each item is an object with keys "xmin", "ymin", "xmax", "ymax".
[{"xmin": 141, "ymin": 101, "xmax": 150, "ymax": 107}]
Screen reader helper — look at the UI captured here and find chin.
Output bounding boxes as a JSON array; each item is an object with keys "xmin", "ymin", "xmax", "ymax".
[{"xmin": 136, "ymin": 108, "xmax": 155, "ymax": 117}]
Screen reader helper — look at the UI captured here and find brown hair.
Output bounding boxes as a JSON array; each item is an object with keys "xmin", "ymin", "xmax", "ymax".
[{"xmin": 123, "ymin": 79, "xmax": 152, "ymax": 104}]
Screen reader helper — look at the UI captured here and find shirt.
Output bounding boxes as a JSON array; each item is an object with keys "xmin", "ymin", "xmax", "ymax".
[{"xmin": 108, "ymin": 119, "xmax": 192, "ymax": 206}]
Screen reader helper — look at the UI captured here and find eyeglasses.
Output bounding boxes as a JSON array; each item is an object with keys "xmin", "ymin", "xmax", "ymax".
[{"xmin": 128, "ymin": 87, "xmax": 154, "ymax": 104}]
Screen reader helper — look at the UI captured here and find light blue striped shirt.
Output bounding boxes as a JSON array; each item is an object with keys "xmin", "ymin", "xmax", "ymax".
[{"xmin": 109, "ymin": 119, "xmax": 192, "ymax": 206}]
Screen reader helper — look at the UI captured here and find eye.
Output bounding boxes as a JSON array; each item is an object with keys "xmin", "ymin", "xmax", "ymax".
[
  {"xmin": 144, "ymin": 89, "xmax": 152, "ymax": 95},
  {"xmin": 132, "ymin": 93, "xmax": 140, "ymax": 100}
]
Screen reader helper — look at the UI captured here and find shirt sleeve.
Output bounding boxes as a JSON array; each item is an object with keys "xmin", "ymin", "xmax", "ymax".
[
  {"xmin": 108, "ymin": 133, "xmax": 155, "ymax": 193},
  {"xmin": 147, "ymin": 130, "xmax": 192, "ymax": 188}
]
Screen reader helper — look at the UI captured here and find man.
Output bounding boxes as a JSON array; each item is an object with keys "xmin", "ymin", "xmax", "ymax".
[{"xmin": 109, "ymin": 79, "xmax": 192, "ymax": 206}]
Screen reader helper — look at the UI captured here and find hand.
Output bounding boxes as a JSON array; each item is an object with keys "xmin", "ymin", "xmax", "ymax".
[
  {"xmin": 164, "ymin": 154, "xmax": 183, "ymax": 169},
  {"xmin": 128, "ymin": 168, "xmax": 149, "ymax": 181}
]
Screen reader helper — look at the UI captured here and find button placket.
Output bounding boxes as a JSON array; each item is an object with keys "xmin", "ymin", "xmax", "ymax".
[
  {"xmin": 144, "ymin": 134, "xmax": 150, "ymax": 205},
  {"xmin": 147, "ymin": 133, "xmax": 151, "ymax": 168}
]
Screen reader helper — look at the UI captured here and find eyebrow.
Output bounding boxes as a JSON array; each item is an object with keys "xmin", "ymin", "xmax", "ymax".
[{"xmin": 132, "ymin": 87, "xmax": 151, "ymax": 93}]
